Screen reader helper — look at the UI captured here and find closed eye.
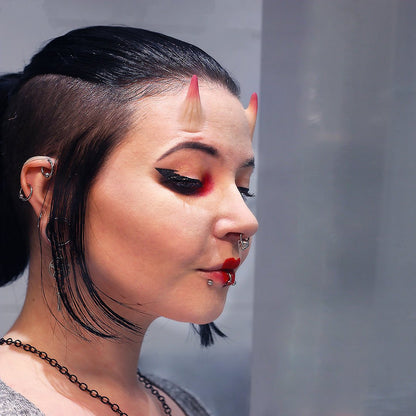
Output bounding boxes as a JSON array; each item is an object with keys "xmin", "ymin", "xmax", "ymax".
[{"xmin": 156, "ymin": 168, "xmax": 203, "ymax": 195}]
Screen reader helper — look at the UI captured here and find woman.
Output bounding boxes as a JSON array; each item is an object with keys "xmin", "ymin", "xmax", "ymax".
[{"xmin": 0, "ymin": 26, "xmax": 258, "ymax": 415}]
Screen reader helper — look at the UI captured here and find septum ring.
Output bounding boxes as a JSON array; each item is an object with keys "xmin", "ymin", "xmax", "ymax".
[{"xmin": 238, "ymin": 234, "xmax": 250, "ymax": 251}]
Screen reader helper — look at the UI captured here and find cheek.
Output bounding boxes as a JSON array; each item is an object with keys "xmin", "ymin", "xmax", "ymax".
[{"xmin": 84, "ymin": 184, "xmax": 213, "ymax": 300}]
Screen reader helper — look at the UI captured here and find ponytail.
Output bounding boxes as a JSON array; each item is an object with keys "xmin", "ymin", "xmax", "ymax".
[{"xmin": 0, "ymin": 73, "xmax": 29, "ymax": 285}]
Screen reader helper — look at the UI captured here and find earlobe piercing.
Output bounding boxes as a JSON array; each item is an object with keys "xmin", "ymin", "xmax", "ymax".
[
  {"xmin": 238, "ymin": 234, "xmax": 250, "ymax": 251},
  {"xmin": 19, "ymin": 185, "xmax": 33, "ymax": 202}
]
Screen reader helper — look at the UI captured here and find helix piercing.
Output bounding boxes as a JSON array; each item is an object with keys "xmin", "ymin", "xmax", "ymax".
[
  {"xmin": 19, "ymin": 185, "xmax": 33, "ymax": 202},
  {"xmin": 41, "ymin": 158, "xmax": 54, "ymax": 179}
]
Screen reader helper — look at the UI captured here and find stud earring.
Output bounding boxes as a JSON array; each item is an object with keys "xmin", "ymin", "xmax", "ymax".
[{"xmin": 238, "ymin": 234, "xmax": 250, "ymax": 251}]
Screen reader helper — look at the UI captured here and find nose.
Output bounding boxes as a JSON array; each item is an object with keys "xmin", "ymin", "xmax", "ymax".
[{"xmin": 213, "ymin": 185, "xmax": 259, "ymax": 241}]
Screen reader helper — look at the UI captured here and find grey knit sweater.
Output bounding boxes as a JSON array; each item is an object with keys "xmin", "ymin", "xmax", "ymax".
[{"xmin": 0, "ymin": 374, "xmax": 211, "ymax": 415}]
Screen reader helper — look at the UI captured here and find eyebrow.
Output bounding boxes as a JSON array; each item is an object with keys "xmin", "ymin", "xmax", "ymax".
[
  {"xmin": 157, "ymin": 140, "xmax": 255, "ymax": 169},
  {"xmin": 157, "ymin": 142, "xmax": 219, "ymax": 161}
]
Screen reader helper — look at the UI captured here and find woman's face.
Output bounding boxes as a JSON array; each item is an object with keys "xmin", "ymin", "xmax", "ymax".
[{"xmin": 85, "ymin": 81, "xmax": 258, "ymax": 325}]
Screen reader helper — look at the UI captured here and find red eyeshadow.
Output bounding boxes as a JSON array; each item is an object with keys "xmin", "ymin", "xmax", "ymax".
[{"xmin": 198, "ymin": 173, "xmax": 213, "ymax": 195}]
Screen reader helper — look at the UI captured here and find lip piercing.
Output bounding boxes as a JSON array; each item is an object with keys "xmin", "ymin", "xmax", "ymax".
[
  {"xmin": 238, "ymin": 234, "xmax": 250, "ymax": 250},
  {"xmin": 223, "ymin": 272, "xmax": 236, "ymax": 287},
  {"xmin": 207, "ymin": 279, "xmax": 214, "ymax": 286}
]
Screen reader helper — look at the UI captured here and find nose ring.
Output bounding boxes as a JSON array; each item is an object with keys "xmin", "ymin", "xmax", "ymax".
[{"xmin": 238, "ymin": 234, "xmax": 250, "ymax": 251}]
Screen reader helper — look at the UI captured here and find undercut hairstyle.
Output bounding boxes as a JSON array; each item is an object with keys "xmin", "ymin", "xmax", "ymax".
[{"xmin": 0, "ymin": 26, "xmax": 240, "ymax": 346}]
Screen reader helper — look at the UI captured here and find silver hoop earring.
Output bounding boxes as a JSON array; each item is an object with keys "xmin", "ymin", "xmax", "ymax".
[
  {"xmin": 238, "ymin": 234, "xmax": 250, "ymax": 250},
  {"xmin": 19, "ymin": 185, "xmax": 33, "ymax": 202},
  {"xmin": 41, "ymin": 158, "xmax": 54, "ymax": 179}
]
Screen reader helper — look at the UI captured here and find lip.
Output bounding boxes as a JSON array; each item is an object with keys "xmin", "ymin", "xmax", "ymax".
[{"xmin": 199, "ymin": 257, "xmax": 241, "ymax": 287}]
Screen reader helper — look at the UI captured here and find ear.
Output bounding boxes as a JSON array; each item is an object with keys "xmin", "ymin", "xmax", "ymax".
[{"xmin": 20, "ymin": 156, "xmax": 56, "ymax": 233}]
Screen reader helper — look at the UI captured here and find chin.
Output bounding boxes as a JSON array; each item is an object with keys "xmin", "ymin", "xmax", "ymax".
[
  {"xmin": 192, "ymin": 308, "xmax": 224, "ymax": 325},
  {"xmin": 165, "ymin": 300, "xmax": 226, "ymax": 325}
]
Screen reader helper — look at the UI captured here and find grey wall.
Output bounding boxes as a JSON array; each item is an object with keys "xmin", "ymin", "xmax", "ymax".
[
  {"xmin": 251, "ymin": 1, "xmax": 416, "ymax": 415},
  {"xmin": 0, "ymin": 2, "xmax": 262, "ymax": 416}
]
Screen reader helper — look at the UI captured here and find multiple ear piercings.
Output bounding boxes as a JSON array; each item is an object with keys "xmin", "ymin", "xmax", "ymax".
[{"xmin": 18, "ymin": 157, "xmax": 55, "ymax": 202}]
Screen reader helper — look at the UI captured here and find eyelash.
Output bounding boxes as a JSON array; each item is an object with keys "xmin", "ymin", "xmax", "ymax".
[
  {"xmin": 238, "ymin": 187, "xmax": 255, "ymax": 201},
  {"xmin": 156, "ymin": 168, "xmax": 202, "ymax": 195},
  {"xmin": 155, "ymin": 168, "xmax": 255, "ymax": 199}
]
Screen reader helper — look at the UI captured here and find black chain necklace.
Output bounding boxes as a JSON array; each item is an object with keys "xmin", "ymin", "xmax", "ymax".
[{"xmin": 0, "ymin": 337, "xmax": 172, "ymax": 415}]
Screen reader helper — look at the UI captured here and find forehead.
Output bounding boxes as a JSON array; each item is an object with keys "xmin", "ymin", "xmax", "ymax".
[{"xmin": 125, "ymin": 83, "xmax": 253, "ymax": 158}]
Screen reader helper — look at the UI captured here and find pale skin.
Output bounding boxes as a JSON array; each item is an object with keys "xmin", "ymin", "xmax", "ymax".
[{"xmin": 0, "ymin": 81, "xmax": 258, "ymax": 415}]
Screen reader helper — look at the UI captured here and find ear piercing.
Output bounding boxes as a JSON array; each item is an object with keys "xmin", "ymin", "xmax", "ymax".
[
  {"xmin": 41, "ymin": 158, "xmax": 55, "ymax": 179},
  {"xmin": 18, "ymin": 158, "xmax": 54, "ymax": 202},
  {"xmin": 19, "ymin": 185, "xmax": 33, "ymax": 202},
  {"xmin": 238, "ymin": 234, "xmax": 250, "ymax": 250}
]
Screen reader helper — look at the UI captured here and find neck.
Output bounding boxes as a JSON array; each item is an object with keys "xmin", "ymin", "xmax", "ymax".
[{"xmin": 6, "ymin": 253, "xmax": 156, "ymax": 392}]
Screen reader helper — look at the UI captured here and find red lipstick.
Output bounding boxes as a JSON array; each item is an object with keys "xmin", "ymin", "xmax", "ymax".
[
  {"xmin": 222, "ymin": 258, "xmax": 240, "ymax": 270},
  {"xmin": 199, "ymin": 258, "xmax": 241, "ymax": 287},
  {"xmin": 201, "ymin": 258, "xmax": 241, "ymax": 287},
  {"xmin": 220, "ymin": 258, "xmax": 240, "ymax": 287}
]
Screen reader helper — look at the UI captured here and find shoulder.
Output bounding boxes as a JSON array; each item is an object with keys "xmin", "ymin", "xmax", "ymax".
[
  {"xmin": 0, "ymin": 378, "xmax": 44, "ymax": 415},
  {"xmin": 145, "ymin": 374, "xmax": 212, "ymax": 416}
]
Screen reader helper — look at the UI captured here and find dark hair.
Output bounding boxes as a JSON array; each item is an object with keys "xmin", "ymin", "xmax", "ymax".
[{"xmin": 0, "ymin": 26, "xmax": 239, "ymax": 346}]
